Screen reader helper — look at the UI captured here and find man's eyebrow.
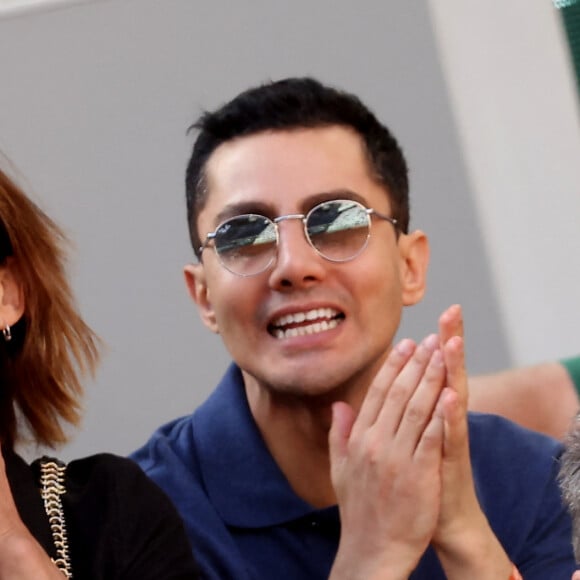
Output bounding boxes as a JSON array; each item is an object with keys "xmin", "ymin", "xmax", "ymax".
[
  {"xmin": 304, "ymin": 189, "xmax": 366, "ymax": 210},
  {"xmin": 211, "ymin": 188, "xmax": 367, "ymax": 225},
  {"xmin": 212, "ymin": 201, "xmax": 275, "ymax": 225}
]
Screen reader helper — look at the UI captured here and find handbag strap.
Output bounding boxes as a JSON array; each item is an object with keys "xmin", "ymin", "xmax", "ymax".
[{"xmin": 38, "ymin": 457, "xmax": 72, "ymax": 579}]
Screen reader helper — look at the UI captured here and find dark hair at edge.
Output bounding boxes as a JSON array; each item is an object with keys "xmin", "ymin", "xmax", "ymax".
[
  {"xmin": 558, "ymin": 411, "xmax": 580, "ymax": 561},
  {"xmin": 185, "ymin": 77, "xmax": 410, "ymax": 257}
]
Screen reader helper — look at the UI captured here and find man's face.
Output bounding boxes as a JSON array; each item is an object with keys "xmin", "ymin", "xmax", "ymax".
[{"xmin": 185, "ymin": 126, "xmax": 428, "ymax": 401}]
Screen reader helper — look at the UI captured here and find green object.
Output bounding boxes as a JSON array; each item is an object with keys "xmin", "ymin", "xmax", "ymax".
[
  {"xmin": 561, "ymin": 355, "xmax": 580, "ymax": 395},
  {"xmin": 556, "ymin": 0, "xmax": 580, "ymax": 98}
]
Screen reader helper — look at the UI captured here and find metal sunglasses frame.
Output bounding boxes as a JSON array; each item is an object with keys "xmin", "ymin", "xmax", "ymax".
[{"xmin": 198, "ymin": 199, "xmax": 398, "ymax": 277}]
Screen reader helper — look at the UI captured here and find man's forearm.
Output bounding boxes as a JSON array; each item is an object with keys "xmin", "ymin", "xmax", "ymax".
[{"xmin": 468, "ymin": 360, "xmax": 580, "ymax": 439}]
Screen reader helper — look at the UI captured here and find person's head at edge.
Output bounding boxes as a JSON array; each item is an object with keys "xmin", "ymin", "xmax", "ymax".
[
  {"xmin": 560, "ymin": 412, "xmax": 580, "ymax": 565},
  {"xmin": 0, "ymin": 164, "xmax": 100, "ymax": 450},
  {"xmin": 183, "ymin": 77, "xmax": 429, "ymax": 406}
]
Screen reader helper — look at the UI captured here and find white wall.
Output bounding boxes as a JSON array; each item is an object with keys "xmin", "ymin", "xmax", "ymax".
[
  {"xmin": 0, "ymin": 0, "xmax": 99, "ymax": 18},
  {"xmin": 0, "ymin": 0, "xmax": 523, "ymax": 459},
  {"xmin": 429, "ymin": 0, "xmax": 580, "ymax": 365}
]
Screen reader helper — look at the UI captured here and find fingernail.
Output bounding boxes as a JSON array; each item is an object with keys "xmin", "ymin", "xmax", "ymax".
[
  {"xmin": 396, "ymin": 339, "xmax": 415, "ymax": 356},
  {"xmin": 431, "ymin": 349, "xmax": 444, "ymax": 367},
  {"xmin": 422, "ymin": 333, "xmax": 439, "ymax": 351},
  {"xmin": 451, "ymin": 304, "xmax": 462, "ymax": 317}
]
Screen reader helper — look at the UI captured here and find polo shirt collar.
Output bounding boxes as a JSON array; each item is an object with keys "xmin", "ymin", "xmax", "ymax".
[{"xmin": 192, "ymin": 363, "xmax": 318, "ymax": 528}]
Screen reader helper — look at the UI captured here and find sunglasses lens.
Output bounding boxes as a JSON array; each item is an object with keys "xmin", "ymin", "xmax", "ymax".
[
  {"xmin": 208, "ymin": 200, "xmax": 373, "ymax": 275},
  {"xmin": 214, "ymin": 214, "xmax": 277, "ymax": 275},
  {"xmin": 306, "ymin": 200, "xmax": 370, "ymax": 261}
]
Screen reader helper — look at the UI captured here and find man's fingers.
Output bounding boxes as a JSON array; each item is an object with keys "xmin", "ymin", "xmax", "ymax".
[
  {"xmin": 394, "ymin": 348, "xmax": 446, "ymax": 454},
  {"xmin": 440, "ymin": 381, "xmax": 469, "ymax": 464},
  {"xmin": 354, "ymin": 339, "xmax": 416, "ymax": 433},
  {"xmin": 443, "ymin": 335, "xmax": 468, "ymax": 406},
  {"xmin": 438, "ymin": 304, "xmax": 463, "ymax": 347},
  {"xmin": 414, "ymin": 389, "xmax": 445, "ymax": 465},
  {"xmin": 329, "ymin": 401, "xmax": 357, "ymax": 466},
  {"xmin": 375, "ymin": 334, "xmax": 440, "ymax": 439}
]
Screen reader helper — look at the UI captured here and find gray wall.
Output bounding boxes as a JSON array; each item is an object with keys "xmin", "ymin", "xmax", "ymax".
[
  {"xmin": 0, "ymin": 0, "xmax": 509, "ymax": 460},
  {"xmin": 429, "ymin": 0, "xmax": 580, "ymax": 366}
]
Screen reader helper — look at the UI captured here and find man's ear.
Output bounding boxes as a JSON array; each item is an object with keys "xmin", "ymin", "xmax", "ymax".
[
  {"xmin": 183, "ymin": 263, "xmax": 219, "ymax": 333},
  {"xmin": 398, "ymin": 230, "xmax": 429, "ymax": 306},
  {"xmin": 0, "ymin": 257, "xmax": 25, "ymax": 328}
]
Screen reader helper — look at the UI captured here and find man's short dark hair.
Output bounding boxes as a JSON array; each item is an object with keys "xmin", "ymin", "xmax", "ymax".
[{"xmin": 185, "ymin": 77, "xmax": 410, "ymax": 256}]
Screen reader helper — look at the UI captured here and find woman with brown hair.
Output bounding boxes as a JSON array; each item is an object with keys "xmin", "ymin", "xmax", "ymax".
[{"xmin": 0, "ymin": 164, "xmax": 198, "ymax": 579}]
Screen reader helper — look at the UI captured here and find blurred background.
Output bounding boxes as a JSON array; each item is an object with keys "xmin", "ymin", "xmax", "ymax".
[{"xmin": 0, "ymin": 0, "xmax": 579, "ymax": 460}]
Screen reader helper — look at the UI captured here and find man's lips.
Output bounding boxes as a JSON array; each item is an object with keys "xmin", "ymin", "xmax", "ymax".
[{"xmin": 268, "ymin": 307, "xmax": 345, "ymax": 339}]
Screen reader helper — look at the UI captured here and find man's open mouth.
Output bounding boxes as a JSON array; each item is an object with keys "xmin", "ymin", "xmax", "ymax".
[{"xmin": 268, "ymin": 308, "xmax": 345, "ymax": 339}]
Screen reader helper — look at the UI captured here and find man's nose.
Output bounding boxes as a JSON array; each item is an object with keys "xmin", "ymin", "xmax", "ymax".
[{"xmin": 267, "ymin": 218, "xmax": 326, "ymax": 290}]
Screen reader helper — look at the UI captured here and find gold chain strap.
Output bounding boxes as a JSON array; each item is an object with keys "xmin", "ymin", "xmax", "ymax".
[{"xmin": 39, "ymin": 458, "xmax": 72, "ymax": 579}]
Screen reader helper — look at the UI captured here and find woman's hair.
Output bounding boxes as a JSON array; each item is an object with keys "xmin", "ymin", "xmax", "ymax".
[{"xmin": 0, "ymin": 165, "xmax": 101, "ymax": 449}]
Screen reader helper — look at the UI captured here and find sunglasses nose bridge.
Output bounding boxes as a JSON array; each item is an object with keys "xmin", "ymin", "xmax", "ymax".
[
  {"xmin": 273, "ymin": 212, "xmax": 320, "ymax": 257},
  {"xmin": 273, "ymin": 213, "xmax": 306, "ymax": 225},
  {"xmin": 273, "ymin": 213, "xmax": 308, "ymax": 241}
]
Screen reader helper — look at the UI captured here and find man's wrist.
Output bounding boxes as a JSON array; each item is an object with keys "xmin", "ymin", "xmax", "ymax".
[
  {"xmin": 433, "ymin": 515, "xmax": 512, "ymax": 579},
  {"xmin": 329, "ymin": 543, "xmax": 416, "ymax": 580}
]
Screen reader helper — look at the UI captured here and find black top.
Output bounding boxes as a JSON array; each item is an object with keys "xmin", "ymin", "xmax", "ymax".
[{"xmin": 6, "ymin": 449, "xmax": 199, "ymax": 579}]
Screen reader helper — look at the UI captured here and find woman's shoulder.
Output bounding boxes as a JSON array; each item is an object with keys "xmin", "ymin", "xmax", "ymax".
[
  {"xmin": 33, "ymin": 453, "xmax": 199, "ymax": 578},
  {"xmin": 32, "ymin": 453, "xmax": 167, "ymax": 504},
  {"xmin": 66, "ymin": 453, "xmax": 148, "ymax": 480},
  {"xmin": 33, "ymin": 452, "xmax": 141, "ymax": 480}
]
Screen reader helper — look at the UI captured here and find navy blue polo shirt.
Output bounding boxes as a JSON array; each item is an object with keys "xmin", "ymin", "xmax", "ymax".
[{"xmin": 131, "ymin": 364, "xmax": 576, "ymax": 579}]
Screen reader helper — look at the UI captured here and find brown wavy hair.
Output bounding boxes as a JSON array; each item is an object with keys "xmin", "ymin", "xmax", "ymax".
[{"xmin": 0, "ymin": 165, "xmax": 101, "ymax": 449}]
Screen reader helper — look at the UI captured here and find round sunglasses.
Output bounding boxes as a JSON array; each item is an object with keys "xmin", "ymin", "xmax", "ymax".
[{"xmin": 198, "ymin": 198, "xmax": 398, "ymax": 277}]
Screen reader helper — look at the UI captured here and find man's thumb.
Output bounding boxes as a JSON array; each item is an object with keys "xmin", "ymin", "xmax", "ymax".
[{"xmin": 329, "ymin": 401, "xmax": 356, "ymax": 463}]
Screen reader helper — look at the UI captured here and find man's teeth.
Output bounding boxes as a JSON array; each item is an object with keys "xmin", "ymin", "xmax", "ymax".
[
  {"xmin": 274, "ymin": 308, "xmax": 338, "ymax": 327},
  {"xmin": 274, "ymin": 318, "xmax": 339, "ymax": 339},
  {"xmin": 272, "ymin": 308, "xmax": 340, "ymax": 339}
]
